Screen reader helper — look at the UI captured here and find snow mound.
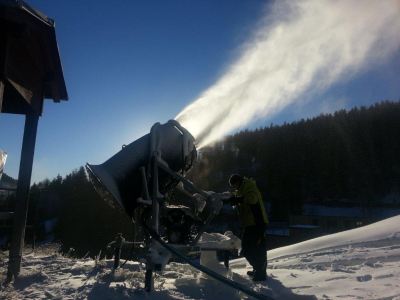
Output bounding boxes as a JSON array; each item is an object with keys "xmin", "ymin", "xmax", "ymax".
[{"xmin": 269, "ymin": 214, "xmax": 400, "ymax": 261}]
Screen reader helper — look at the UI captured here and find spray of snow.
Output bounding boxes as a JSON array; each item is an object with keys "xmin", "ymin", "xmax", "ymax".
[{"xmin": 175, "ymin": 0, "xmax": 400, "ymax": 148}]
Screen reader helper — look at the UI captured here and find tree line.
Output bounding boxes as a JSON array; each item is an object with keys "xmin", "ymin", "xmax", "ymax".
[{"xmin": 186, "ymin": 100, "xmax": 400, "ymax": 221}]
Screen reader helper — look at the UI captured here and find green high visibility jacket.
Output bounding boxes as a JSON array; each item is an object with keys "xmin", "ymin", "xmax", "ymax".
[{"xmin": 233, "ymin": 178, "xmax": 269, "ymax": 228}]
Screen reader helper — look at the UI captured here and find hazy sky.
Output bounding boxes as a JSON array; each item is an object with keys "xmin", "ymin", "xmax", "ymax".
[{"xmin": 0, "ymin": 0, "xmax": 399, "ymax": 184}]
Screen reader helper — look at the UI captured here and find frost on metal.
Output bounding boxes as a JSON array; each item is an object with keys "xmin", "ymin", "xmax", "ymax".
[{"xmin": 0, "ymin": 149, "xmax": 7, "ymax": 181}]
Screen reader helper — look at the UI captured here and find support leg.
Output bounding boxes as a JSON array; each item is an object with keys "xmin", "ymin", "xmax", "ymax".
[
  {"xmin": 224, "ymin": 250, "xmax": 230, "ymax": 270},
  {"xmin": 145, "ymin": 154, "xmax": 159, "ymax": 293},
  {"xmin": 114, "ymin": 247, "xmax": 121, "ymax": 269},
  {"xmin": 145, "ymin": 269, "xmax": 153, "ymax": 292}
]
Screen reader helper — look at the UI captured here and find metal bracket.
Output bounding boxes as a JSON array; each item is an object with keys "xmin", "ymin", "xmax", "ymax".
[{"xmin": 155, "ymin": 161, "xmax": 214, "ymax": 247}]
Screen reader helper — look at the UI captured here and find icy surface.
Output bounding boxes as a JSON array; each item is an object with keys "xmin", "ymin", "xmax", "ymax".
[
  {"xmin": 1, "ymin": 215, "xmax": 400, "ymax": 299},
  {"xmin": 303, "ymin": 204, "xmax": 400, "ymax": 219}
]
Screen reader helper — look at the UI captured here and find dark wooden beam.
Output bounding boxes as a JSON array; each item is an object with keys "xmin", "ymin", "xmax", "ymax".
[
  {"xmin": 5, "ymin": 28, "xmax": 45, "ymax": 115},
  {"xmin": 0, "ymin": 22, "xmax": 8, "ymax": 115},
  {"xmin": 7, "ymin": 109, "xmax": 39, "ymax": 279},
  {"xmin": 0, "ymin": 79, "xmax": 4, "ymax": 115}
]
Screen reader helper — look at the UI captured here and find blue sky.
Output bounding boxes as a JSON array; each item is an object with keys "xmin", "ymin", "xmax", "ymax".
[{"xmin": 0, "ymin": 0, "xmax": 399, "ymax": 184}]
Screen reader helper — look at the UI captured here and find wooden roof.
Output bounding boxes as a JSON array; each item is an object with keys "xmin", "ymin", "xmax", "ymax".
[{"xmin": 0, "ymin": 0, "xmax": 68, "ymax": 116}]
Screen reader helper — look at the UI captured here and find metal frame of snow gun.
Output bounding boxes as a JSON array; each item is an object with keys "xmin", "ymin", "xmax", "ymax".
[
  {"xmin": 145, "ymin": 120, "xmax": 214, "ymax": 246},
  {"xmin": 140, "ymin": 151, "xmax": 216, "ymax": 291},
  {"xmin": 140, "ymin": 153, "xmax": 273, "ymax": 300},
  {"xmin": 156, "ymin": 159, "xmax": 217, "ymax": 246}
]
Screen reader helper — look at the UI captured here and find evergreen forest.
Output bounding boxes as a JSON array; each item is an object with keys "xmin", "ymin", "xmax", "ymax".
[{"xmin": 186, "ymin": 100, "xmax": 400, "ymax": 221}]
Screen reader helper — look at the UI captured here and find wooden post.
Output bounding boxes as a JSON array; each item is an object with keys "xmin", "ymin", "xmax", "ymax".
[
  {"xmin": 0, "ymin": 79, "xmax": 4, "ymax": 115},
  {"xmin": 0, "ymin": 24, "xmax": 7, "ymax": 116},
  {"xmin": 7, "ymin": 110, "xmax": 39, "ymax": 280}
]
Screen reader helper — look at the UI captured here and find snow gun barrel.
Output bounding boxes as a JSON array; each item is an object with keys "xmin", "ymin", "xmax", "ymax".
[{"xmin": 85, "ymin": 120, "xmax": 196, "ymax": 218}]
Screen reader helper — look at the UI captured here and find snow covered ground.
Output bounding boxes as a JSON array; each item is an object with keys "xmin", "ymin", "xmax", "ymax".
[{"xmin": 1, "ymin": 215, "xmax": 400, "ymax": 300}]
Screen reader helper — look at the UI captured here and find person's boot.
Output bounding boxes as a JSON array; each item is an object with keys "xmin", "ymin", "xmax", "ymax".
[
  {"xmin": 247, "ymin": 270, "xmax": 255, "ymax": 277},
  {"xmin": 253, "ymin": 264, "xmax": 267, "ymax": 281}
]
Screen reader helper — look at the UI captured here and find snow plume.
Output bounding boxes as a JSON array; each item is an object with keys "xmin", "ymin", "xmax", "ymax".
[{"xmin": 175, "ymin": 0, "xmax": 400, "ymax": 149}]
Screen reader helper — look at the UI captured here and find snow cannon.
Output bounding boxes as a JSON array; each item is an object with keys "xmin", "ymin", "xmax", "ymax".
[
  {"xmin": 86, "ymin": 120, "xmax": 197, "ymax": 219},
  {"xmin": 86, "ymin": 119, "xmax": 226, "ymax": 247},
  {"xmin": 87, "ymin": 120, "xmax": 246, "ymax": 295}
]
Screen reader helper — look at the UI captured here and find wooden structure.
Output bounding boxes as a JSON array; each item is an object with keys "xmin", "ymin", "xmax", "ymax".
[{"xmin": 0, "ymin": 0, "xmax": 68, "ymax": 279}]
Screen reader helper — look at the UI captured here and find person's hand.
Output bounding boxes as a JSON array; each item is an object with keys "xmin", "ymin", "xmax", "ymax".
[
  {"xmin": 220, "ymin": 192, "xmax": 234, "ymax": 204},
  {"xmin": 229, "ymin": 195, "xmax": 244, "ymax": 206}
]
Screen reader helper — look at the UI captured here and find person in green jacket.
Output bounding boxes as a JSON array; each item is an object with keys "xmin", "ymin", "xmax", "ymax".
[{"xmin": 227, "ymin": 174, "xmax": 269, "ymax": 281}]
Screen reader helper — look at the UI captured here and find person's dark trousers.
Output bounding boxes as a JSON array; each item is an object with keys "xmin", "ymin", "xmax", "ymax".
[{"xmin": 241, "ymin": 224, "xmax": 267, "ymax": 278}]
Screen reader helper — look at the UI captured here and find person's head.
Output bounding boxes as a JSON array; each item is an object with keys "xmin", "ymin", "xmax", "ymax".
[{"xmin": 229, "ymin": 174, "xmax": 243, "ymax": 190}]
